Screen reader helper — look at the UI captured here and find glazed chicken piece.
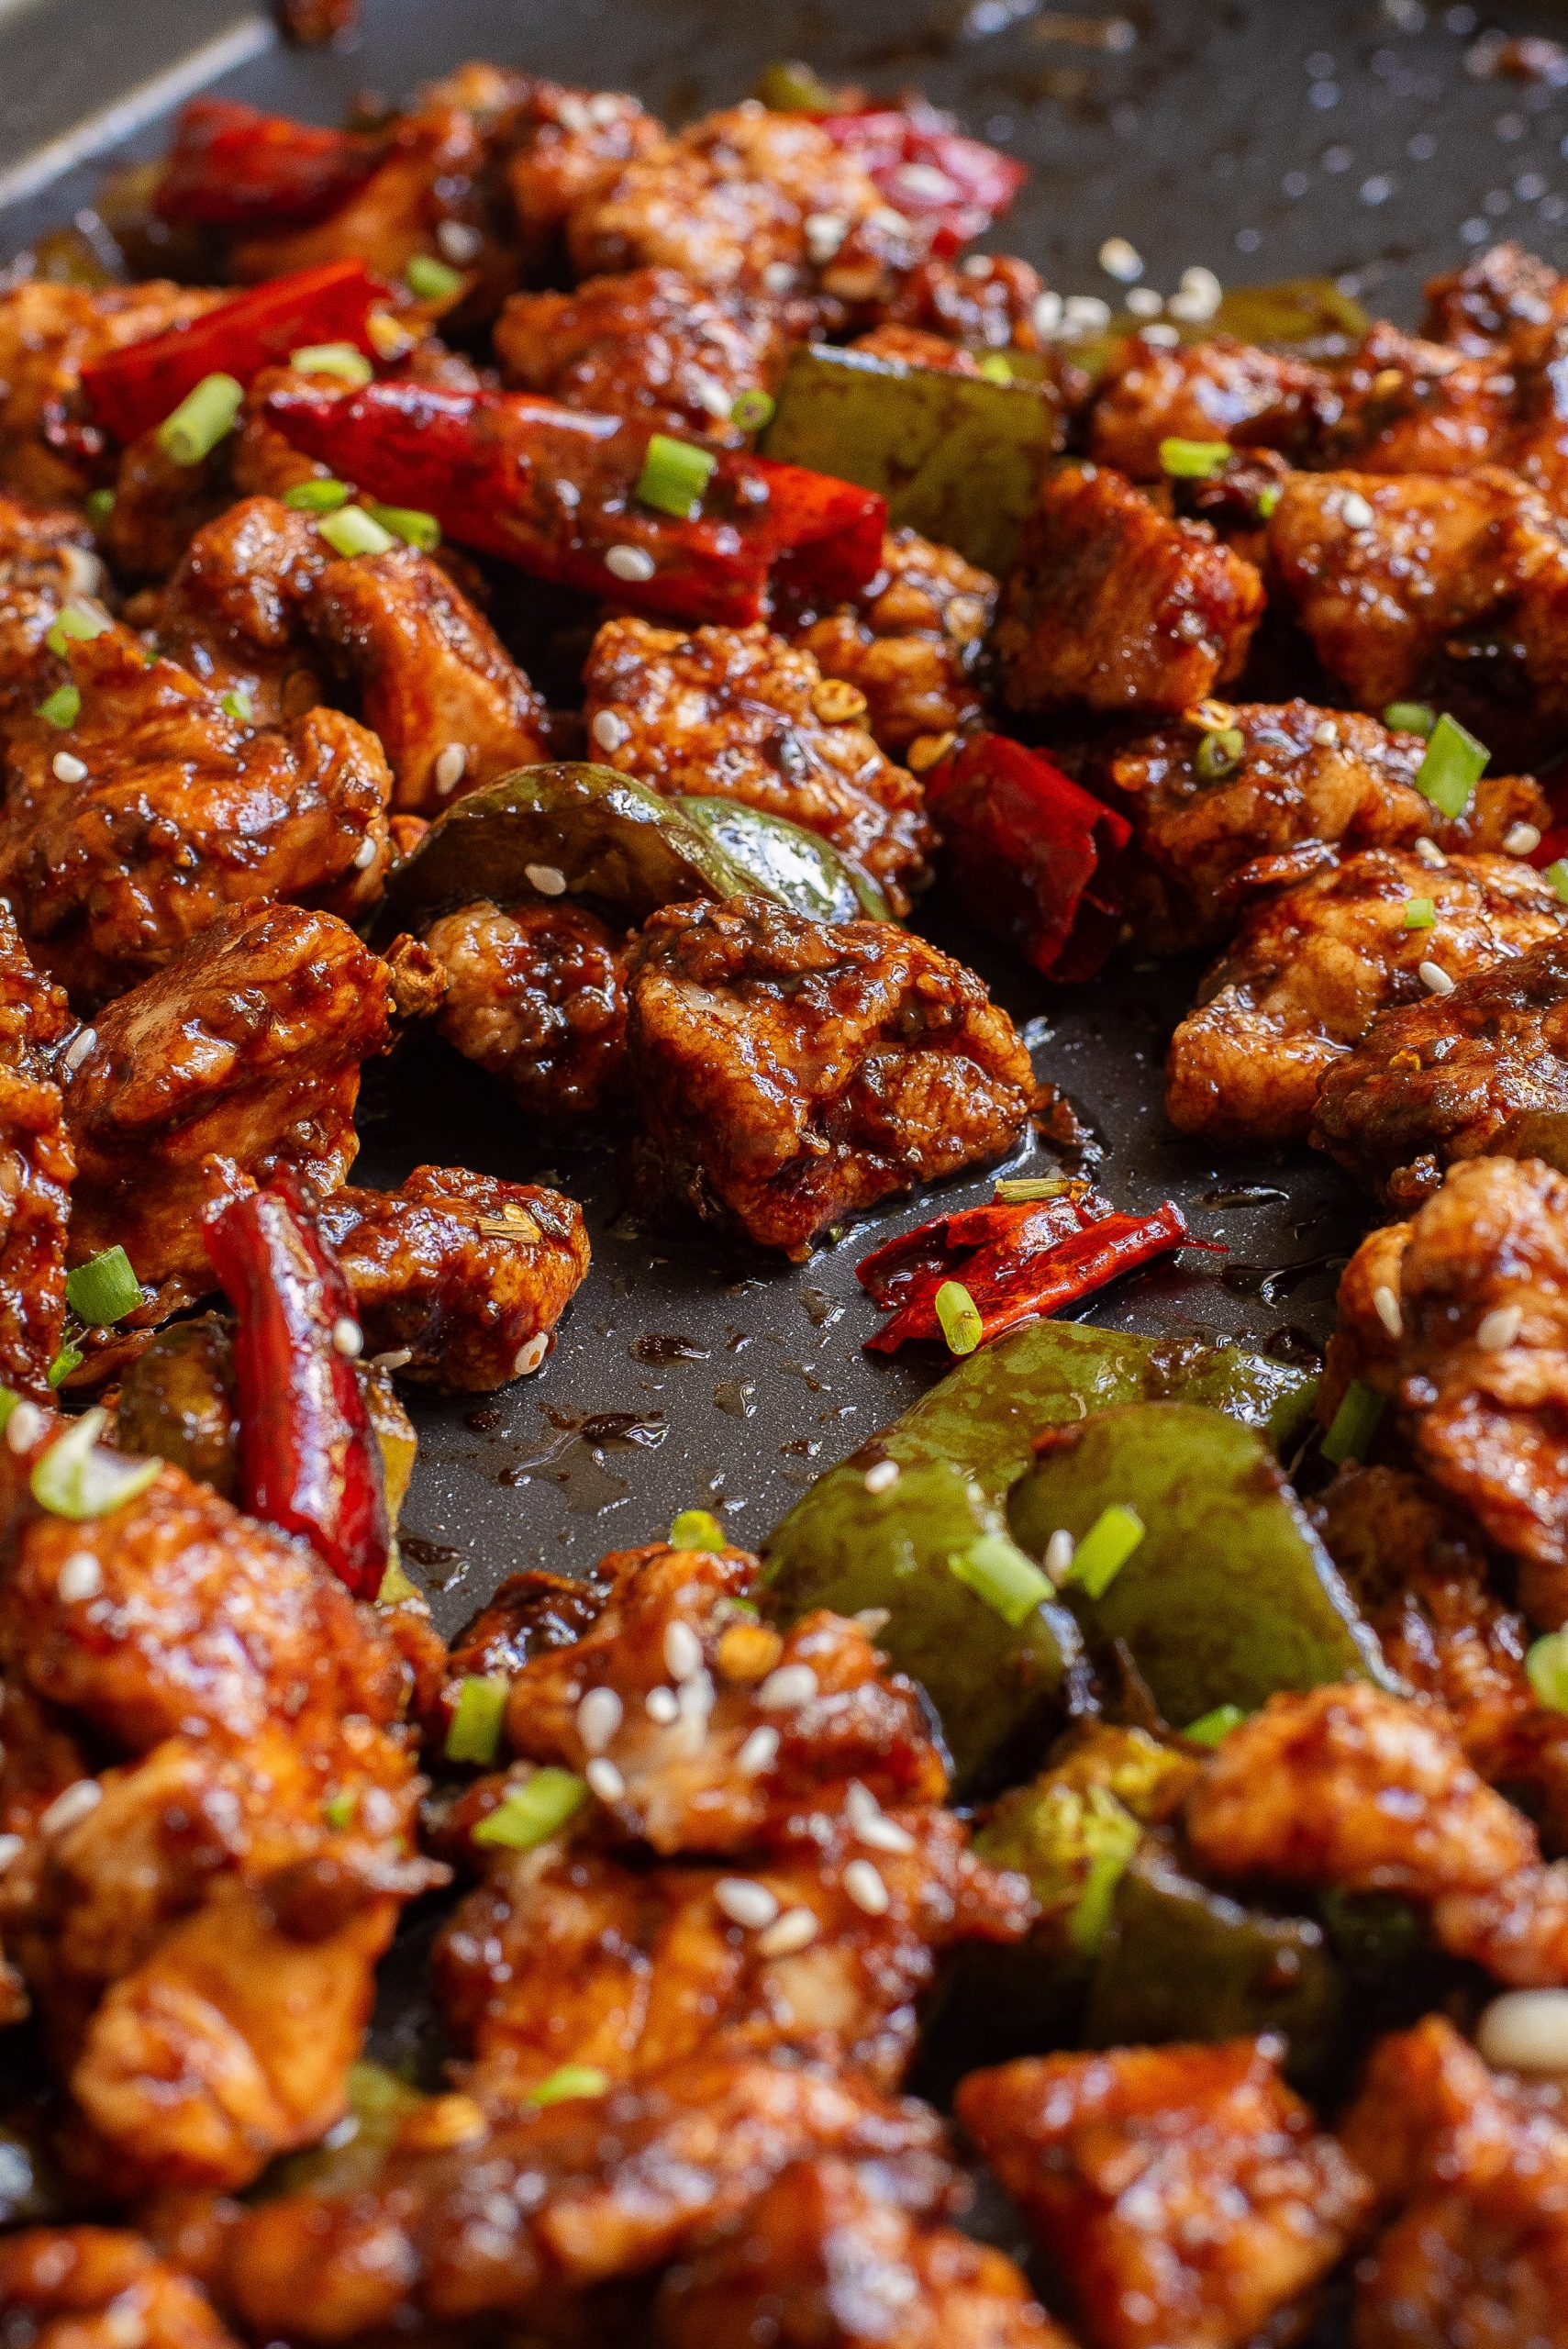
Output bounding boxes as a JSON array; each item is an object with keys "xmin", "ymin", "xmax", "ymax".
[
  {"xmin": 317, "ymin": 1164, "xmax": 589, "ymax": 1389},
  {"xmin": 129, "ymin": 494, "xmax": 328, "ymax": 721},
  {"xmin": 780, "ymin": 527, "xmax": 996, "ymax": 757},
  {"xmin": 0, "ymin": 905, "xmax": 73, "ymax": 1398},
  {"xmin": 1422, "ymin": 239, "xmax": 1568, "ymax": 355},
  {"xmin": 1164, "ymin": 846, "xmax": 1566, "ymax": 1149},
  {"xmin": 441, "ymin": 1562, "xmax": 610, "ymax": 1683},
  {"xmin": 995, "ymin": 462, "xmax": 1265, "ymax": 719},
  {"xmin": 621, "ymin": 896, "xmax": 1035, "ymax": 1256},
  {"xmin": 1325, "ymin": 317, "xmax": 1568, "ymax": 492},
  {"xmin": 1086, "ymin": 698, "xmax": 1548, "ymax": 958},
  {"xmin": 583, "ymin": 617, "xmax": 933, "ymax": 914},
  {"xmin": 1087, "ymin": 331, "xmax": 1337, "ymax": 479},
  {"xmin": 420, "ymin": 897, "xmax": 630, "ymax": 1120},
  {"xmin": 212, "ymin": 2051, "xmax": 953, "ymax": 2340},
  {"xmin": 862, "ymin": 253, "xmax": 1049, "ymax": 353},
  {"xmin": 1313, "ymin": 931, "xmax": 1568, "ymax": 1206},
  {"xmin": 0, "ymin": 280, "xmax": 218, "ymax": 504},
  {"xmin": 500, "ymin": 78, "xmax": 664, "ymax": 269},
  {"xmin": 658, "ymin": 2157, "xmax": 1069, "ymax": 2349},
  {"xmin": 63, "ymin": 901, "xmax": 396, "ymax": 1296},
  {"xmin": 1320, "ymin": 1155, "xmax": 1568, "ymax": 1617},
  {"xmin": 0, "ymin": 2229, "xmax": 241, "ymax": 2349},
  {"xmin": 956, "ymin": 2036, "xmax": 1373, "ymax": 2349},
  {"xmin": 495, "ymin": 266, "xmax": 791, "ymax": 441},
  {"xmin": 0, "ymin": 493, "xmax": 105, "ymax": 706}
]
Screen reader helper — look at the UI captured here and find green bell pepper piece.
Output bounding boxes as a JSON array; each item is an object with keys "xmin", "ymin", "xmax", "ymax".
[
  {"xmin": 760, "ymin": 343, "xmax": 1062, "ymax": 574},
  {"xmin": 676, "ymin": 794, "xmax": 888, "ymax": 919},
  {"xmin": 1071, "ymin": 275, "xmax": 1371, "ymax": 383},
  {"xmin": 1006, "ymin": 1401, "xmax": 1392, "ymax": 1725},
  {"xmin": 115, "ymin": 1315, "xmax": 239, "ymax": 1502}
]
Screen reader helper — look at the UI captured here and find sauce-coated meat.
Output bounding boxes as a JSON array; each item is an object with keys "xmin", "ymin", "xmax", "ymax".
[
  {"xmin": 501, "ymin": 78, "xmax": 664, "ymax": 269},
  {"xmin": 0, "ymin": 281, "xmax": 218, "ymax": 505},
  {"xmin": 0, "ymin": 905, "xmax": 73, "ymax": 1399},
  {"xmin": 0, "ymin": 2230, "xmax": 241, "ymax": 2349},
  {"xmin": 782, "ymin": 527, "xmax": 996, "ymax": 756},
  {"xmin": 1087, "ymin": 332, "xmax": 1337, "ymax": 478},
  {"xmin": 420, "ymin": 896, "xmax": 630, "ymax": 1120}
]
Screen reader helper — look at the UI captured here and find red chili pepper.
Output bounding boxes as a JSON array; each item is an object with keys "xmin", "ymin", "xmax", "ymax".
[
  {"xmin": 156, "ymin": 98, "xmax": 384, "ymax": 228},
  {"xmin": 203, "ymin": 1173, "xmax": 389, "ymax": 1598},
  {"xmin": 924, "ymin": 733, "xmax": 1131, "ymax": 983},
  {"xmin": 81, "ymin": 262, "xmax": 392, "ymax": 446},
  {"xmin": 858, "ymin": 1194, "xmax": 1213, "ymax": 1353},
  {"xmin": 818, "ymin": 108, "xmax": 1028, "ymax": 251},
  {"xmin": 1529, "ymin": 820, "xmax": 1568, "ymax": 870},
  {"xmin": 264, "ymin": 379, "xmax": 886, "ymax": 627}
]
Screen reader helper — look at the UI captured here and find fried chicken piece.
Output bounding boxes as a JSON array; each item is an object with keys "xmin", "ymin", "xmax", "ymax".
[
  {"xmin": 0, "ymin": 904, "xmax": 73, "ymax": 1399},
  {"xmin": 782, "ymin": 528, "xmax": 995, "ymax": 755},
  {"xmin": 316, "ymin": 1164, "xmax": 589, "ymax": 1389},
  {"xmin": 0, "ymin": 493, "xmax": 106, "ymax": 707},
  {"xmin": 420, "ymin": 897, "xmax": 629, "ymax": 1120},
  {"xmin": 995, "ymin": 462, "xmax": 1264, "ymax": 719},
  {"xmin": 851, "ymin": 324, "xmax": 986, "ymax": 373},
  {"xmin": 64, "ymin": 901, "xmax": 395, "ymax": 1294},
  {"xmin": 214, "ymin": 2051, "xmax": 953, "ymax": 2339},
  {"xmin": 495, "ymin": 266, "xmax": 790, "ymax": 441},
  {"xmin": 957, "ymin": 2036, "xmax": 1372, "ymax": 2349},
  {"xmin": 864, "ymin": 253, "xmax": 1048, "ymax": 353},
  {"xmin": 128, "ymin": 493, "xmax": 327, "ymax": 720},
  {"xmin": 443, "ymin": 1564, "xmax": 610, "ymax": 1685},
  {"xmin": 0, "ymin": 280, "xmax": 218, "ymax": 504},
  {"xmin": 583, "ymin": 617, "xmax": 932, "ymax": 915},
  {"xmin": 1165, "ymin": 846, "xmax": 1565, "ymax": 1148},
  {"xmin": 1313, "ymin": 931, "xmax": 1568, "ymax": 1206},
  {"xmin": 621, "ymin": 896, "xmax": 1033, "ymax": 1256},
  {"xmin": 1087, "ymin": 332, "xmax": 1336, "ymax": 479},
  {"xmin": 0, "ymin": 2229, "xmax": 241, "ymax": 2349},
  {"xmin": 1423, "ymin": 240, "xmax": 1568, "ymax": 355},
  {"xmin": 658, "ymin": 2157, "xmax": 1068, "ymax": 2349},
  {"xmin": 1325, "ymin": 318, "xmax": 1568, "ymax": 494},
  {"xmin": 502, "ymin": 80, "xmax": 664, "ymax": 269}
]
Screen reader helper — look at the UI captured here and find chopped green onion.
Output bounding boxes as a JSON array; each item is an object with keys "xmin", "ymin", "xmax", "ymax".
[
  {"xmin": 1526, "ymin": 1631, "xmax": 1568, "ymax": 1715},
  {"xmin": 669, "ymin": 1508, "xmax": 726, "ymax": 1553},
  {"xmin": 755, "ymin": 58, "xmax": 839, "ymax": 112},
  {"xmin": 977, "ymin": 351, "xmax": 1015, "ymax": 384},
  {"xmin": 1402, "ymin": 896, "xmax": 1436, "ymax": 930},
  {"xmin": 1546, "ymin": 859, "xmax": 1568, "ymax": 905},
  {"xmin": 635, "ymin": 432, "xmax": 719, "ymax": 520},
  {"xmin": 29, "ymin": 1408, "xmax": 160, "ymax": 1519},
  {"xmin": 406, "ymin": 252, "xmax": 466, "ymax": 304},
  {"xmin": 1255, "ymin": 483, "xmax": 1282, "ymax": 519},
  {"xmin": 527, "ymin": 2063, "xmax": 609, "ymax": 2108},
  {"xmin": 1063, "ymin": 1504, "xmax": 1144, "ymax": 1599},
  {"xmin": 289, "ymin": 342, "xmax": 373, "ymax": 385},
  {"xmin": 445, "ymin": 1672, "xmax": 509, "ymax": 1765},
  {"xmin": 1159, "ymin": 436, "xmax": 1232, "ymax": 478},
  {"xmin": 0, "ymin": 1390, "xmax": 17, "ymax": 1433},
  {"xmin": 84, "ymin": 488, "xmax": 116, "ymax": 528},
  {"xmin": 364, "ymin": 500, "xmax": 441, "ymax": 552},
  {"xmin": 376, "ymin": 1557, "xmax": 420, "ymax": 1605},
  {"xmin": 729, "ymin": 387, "xmax": 775, "ymax": 433},
  {"xmin": 38, "ymin": 684, "xmax": 81, "ymax": 729},
  {"xmin": 1415, "ymin": 712, "xmax": 1489, "ymax": 820},
  {"xmin": 317, "ymin": 507, "xmax": 397, "ymax": 560},
  {"xmin": 284, "ymin": 477, "xmax": 353, "ymax": 513},
  {"xmin": 1184, "ymin": 1703, "xmax": 1249, "ymax": 1747},
  {"xmin": 219, "ymin": 687, "xmax": 253, "ymax": 725},
  {"xmin": 46, "ymin": 603, "xmax": 108, "ymax": 658},
  {"xmin": 324, "ymin": 1790, "xmax": 358, "ymax": 1831},
  {"xmin": 473, "ymin": 1766, "xmax": 587, "ymax": 1851},
  {"xmin": 46, "ymin": 1345, "xmax": 83, "ymax": 1389},
  {"xmin": 948, "ymin": 1534, "xmax": 1053, "ymax": 1628},
  {"xmin": 65, "ymin": 1244, "xmax": 140, "ymax": 1327},
  {"xmin": 1321, "ymin": 1378, "xmax": 1386, "ymax": 1466},
  {"xmin": 994, "ymin": 1176, "xmax": 1074, "ymax": 1202},
  {"xmin": 1384, "ymin": 699, "xmax": 1436, "ymax": 738},
  {"xmin": 935, "ymin": 1279, "xmax": 984, "ymax": 1357},
  {"xmin": 156, "ymin": 371, "xmax": 243, "ymax": 466},
  {"xmin": 1195, "ymin": 726, "xmax": 1245, "ymax": 783}
]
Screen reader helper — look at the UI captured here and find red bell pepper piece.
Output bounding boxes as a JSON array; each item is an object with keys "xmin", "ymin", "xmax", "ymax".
[
  {"xmin": 264, "ymin": 380, "xmax": 886, "ymax": 627},
  {"xmin": 156, "ymin": 97, "xmax": 384, "ymax": 228},
  {"xmin": 818, "ymin": 108, "xmax": 1028, "ymax": 251},
  {"xmin": 81, "ymin": 262, "xmax": 392, "ymax": 446},
  {"xmin": 203, "ymin": 1174, "xmax": 389, "ymax": 1598},
  {"xmin": 858, "ymin": 1193, "xmax": 1213, "ymax": 1353},
  {"xmin": 925, "ymin": 733, "xmax": 1131, "ymax": 983}
]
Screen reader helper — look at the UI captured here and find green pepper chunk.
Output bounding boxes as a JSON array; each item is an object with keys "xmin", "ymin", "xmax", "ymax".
[{"xmin": 1070, "ymin": 274, "xmax": 1370, "ymax": 383}]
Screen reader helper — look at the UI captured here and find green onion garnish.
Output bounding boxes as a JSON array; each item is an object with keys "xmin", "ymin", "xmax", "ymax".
[
  {"xmin": 669, "ymin": 1508, "xmax": 725, "ymax": 1553},
  {"xmin": 219, "ymin": 687, "xmax": 253, "ymax": 725},
  {"xmin": 29, "ymin": 1408, "xmax": 159, "ymax": 1519},
  {"xmin": 39, "ymin": 685, "xmax": 81, "ymax": 729},
  {"xmin": 1159, "ymin": 436, "xmax": 1232, "ymax": 478},
  {"xmin": 1255, "ymin": 483, "xmax": 1282, "ymax": 519},
  {"xmin": 1384, "ymin": 699, "xmax": 1436, "ymax": 738},
  {"xmin": 729, "ymin": 387, "xmax": 775, "ymax": 433},
  {"xmin": 636, "ymin": 432, "xmax": 719, "ymax": 520},
  {"xmin": 527, "ymin": 2063, "xmax": 609, "ymax": 2108},
  {"xmin": 65, "ymin": 1244, "xmax": 140, "ymax": 1327},
  {"xmin": 977, "ymin": 351, "xmax": 1015, "ymax": 384},
  {"xmin": 755, "ymin": 58, "xmax": 839, "ymax": 112},
  {"xmin": 289, "ymin": 342, "xmax": 373, "ymax": 385},
  {"xmin": 324, "ymin": 1790, "xmax": 358, "ymax": 1831},
  {"xmin": 1184, "ymin": 1703, "xmax": 1248, "ymax": 1746},
  {"xmin": 46, "ymin": 603, "xmax": 108, "ymax": 658},
  {"xmin": 1063, "ymin": 1504, "xmax": 1144, "ymax": 1599},
  {"xmin": 84, "ymin": 488, "xmax": 116, "ymax": 528},
  {"xmin": 376, "ymin": 1557, "xmax": 420, "ymax": 1604},
  {"xmin": 994, "ymin": 1176, "xmax": 1074, "ymax": 1202},
  {"xmin": 156, "ymin": 371, "xmax": 244, "ymax": 466},
  {"xmin": 284, "ymin": 477, "xmax": 353, "ymax": 513},
  {"xmin": 472, "ymin": 1766, "xmax": 587, "ymax": 1851},
  {"xmin": 1195, "ymin": 726, "xmax": 1245, "ymax": 783},
  {"xmin": 1415, "ymin": 712, "xmax": 1489, "ymax": 820},
  {"xmin": 1321, "ymin": 1378, "xmax": 1386, "ymax": 1466},
  {"xmin": 317, "ymin": 507, "xmax": 398, "ymax": 560},
  {"xmin": 406, "ymin": 253, "xmax": 465, "ymax": 304},
  {"xmin": 948, "ymin": 1534, "xmax": 1053, "ymax": 1628},
  {"xmin": 1526, "ymin": 1631, "xmax": 1568, "ymax": 1715},
  {"xmin": 1546, "ymin": 859, "xmax": 1568, "ymax": 904},
  {"xmin": 935, "ymin": 1279, "xmax": 984, "ymax": 1356},
  {"xmin": 1402, "ymin": 896, "xmax": 1436, "ymax": 930},
  {"xmin": 47, "ymin": 1345, "xmax": 83, "ymax": 1389},
  {"xmin": 445, "ymin": 1672, "xmax": 508, "ymax": 1765},
  {"xmin": 364, "ymin": 500, "xmax": 441, "ymax": 553}
]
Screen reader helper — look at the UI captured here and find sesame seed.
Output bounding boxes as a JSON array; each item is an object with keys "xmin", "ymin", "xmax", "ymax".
[
  {"xmin": 863, "ymin": 1459, "xmax": 900, "ymax": 1494},
  {"xmin": 553, "ymin": 93, "xmax": 594, "ymax": 132},
  {"xmin": 1045, "ymin": 1528, "xmax": 1076, "ymax": 1584},
  {"xmin": 645, "ymin": 1685, "xmax": 680, "ymax": 1724},
  {"xmin": 757, "ymin": 1663, "xmax": 817, "ymax": 1710},
  {"xmin": 736, "ymin": 1724, "xmax": 780, "ymax": 1775},
  {"xmin": 39, "ymin": 1777, "xmax": 102, "ymax": 1837},
  {"xmin": 5, "ymin": 1400, "xmax": 44, "ymax": 1453},
  {"xmin": 605, "ymin": 544, "xmax": 656, "ymax": 583},
  {"xmin": 371, "ymin": 1347, "xmax": 413, "ymax": 1371},
  {"xmin": 677, "ymin": 1666, "xmax": 716, "ymax": 1729},
  {"xmin": 896, "ymin": 161, "xmax": 959, "ymax": 203},
  {"xmin": 585, "ymin": 1756, "xmax": 626, "ymax": 1803},
  {"xmin": 1340, "ymin": 490, "xmax": 1375, "ymax": 530},
  {"xmin": 1125, "ymin": 285, "xmax": 1164, "ymax": 317},
  {"xmin": 761, "ymin": 262, "xmax": 796, "ymax": 295},
  {"xmin": 437, "ymin": 219, "xmax": 483, "ymax": 263},
  {"xmin": 576, "ymin": 1687, "xmax": 623, "ymax": 1753},
  {"xmin": 846, "ymin": 1781, "xmax": 916, "ymax": 1854},
  {"xmin": 51, "ymin": 751, "xmax": 87, "ymax": 784},
  {"xmin": 1062, "ymin": 294, "xmax": 1112, "ymax": 338},
  {"xmin": 843, "ymin": 1858, "xmax": 890, "ymax": 1915},
  {"xmin": 61, "ymin": 1027, "xmax": 95, "ymax": 1076},
  {"xmin": 1098, "ymin": 234, "xmax": 1143, "ymax": 281},
  {"xmin": 1505, "ymin": 822, "xmax": 1542, "ymax": 856},
  {"xmin": 331, "ymin": 1318, "xmax": 362, "ymax": 1359},
  {"xmin": 853, "ymin": 1607, "xmax": 891, "ymax": 1634},
  {"xmin": 1142, "ymin": 322, "xmax": 1181, "ymax": 347},
  {"xmin": 866, "ymin": 206, "xmax": 913, "ymax": 238},
  {"xmin": 1414, "ymin": 837, "xmax": 1447, "ymax": 869},
  {"xmin": 585, "ymin": 92, "xmax": 625, "ymax": 125},
  {"xmin": 1170, "ymin": 264, "xmax": 1223, "ymax": 320},
  {"xmin": 61, "ymin": 546, "xmax": 103, "ymax": 598},
  {"xmin": 0, "ymin": 1833, "xmax": 20, "ymax": 1874},
  {"xmin": 1030, "ymin": 289, "xmax": 1064, "ymax": 339},
  {"xmin": 805, "ymin": 210, "xmax": 849, "ymax": 263},
  {"xmin": 525, "ymin": 863, "xmax": 568, "ymax": 896},
  {"xmin": 1478, "ymin": 1988, "xmax": 1568, "ymax": 2073},
  {"xmin": 434, "ymin": 742, "xmax": 467, "ymax": 795},
  {"xmin": 591, "ymin": 708, "xmax": 631, "ymax": 752},
  {"xmin": 1312, "ymin": 719, "xmax": 1340, "ymax": 747},
  {"xmin": 664, "ymin": 1619, "xmax": 705, "ymax": 1683},
  {"xmin": 715, "ymin": 1876, "xmax": 780, "ymax": 1929},
  {"xmin": 514, "ymin": 1332, "xmax": 550, "ymax": 1376},
  {"xmin": 1477, "ymin": 1303, "xmax": 1523, "ymax": 1351},
  {"xmin": 1373, "ymin": 1285, "xmax": 1403, "ymax": 1340},
  {"xmin": 58, "ymin": 1550, "xmax": 102, "ymax": 1603},
  {"xmin": 352, "ymin": 835, "xmax": 378, "ymax": 870},
  {"xmin": 756, "ymin": 1904, "xmax": 818, "ymax": 1956},
  {"xmin": 689, "ymin": 375, "xmax": 735, "ymax": 420},
  {"xmin": 1419, "ymin": 960, "xmax": 1455, "ymax": 996}
]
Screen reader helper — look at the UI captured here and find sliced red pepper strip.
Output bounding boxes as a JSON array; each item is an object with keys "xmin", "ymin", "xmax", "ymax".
[
  {"xmin": 817, "ymin": 108, "xmax": 1028, "ymax": 250},
  {"xmin": 925, "ymin": 733, "xmax": 1131, "ymax": 983},
  {"xmin": 264, "ymin": 380, "xmax": 886, "ymax": 627},
  {"xmin": 203, "ymin": 1173, "xmax": 389, "ymax": 1598},
  {"xmin": 81, "ymin": 262, "xmax": 392, "ymax": 446},
  {"xmin": 156, "ymin": 97, "xmax": 384, "ymax": 229}
]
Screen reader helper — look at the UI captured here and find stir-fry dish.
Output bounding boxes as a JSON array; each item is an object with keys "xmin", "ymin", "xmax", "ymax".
[{"xmin": 6, "ymin": 50, "xmax": 1568, "ymax": 2349}]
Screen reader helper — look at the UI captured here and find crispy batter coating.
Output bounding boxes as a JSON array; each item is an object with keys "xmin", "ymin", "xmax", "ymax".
[
  {"xmin": 0, "ymin": 492, "xmax": 106, "ymax": 709},
  {"xmin": 130, "ymin": 493, "xmax": 327, "ymax": 722},
  {"xmin": 783, "ymin": 528, "xmax": 996, "ymax": 755},
  {"xmin": 442, "ymin": 1564, "xmax": 610, "ymax": 1687},
  {"xmin": 502, "ymin": 79, "xmax": 664, "ymax": 268},
  {"xmin": 1087, "ymin": 332, "xmax": 1336, "ymax": 478},
  {"xmin": 0, "ymin": 904, "xmax": 73, "ymax": 1399},
  {"xmin": 995, "ymin": 462, "xmax": 1264, "ymax": 719},
  {"xmin": 1325, "ymin": 318, "xmax": 1568, "ymax": 493},
  {"xmin": 0, "ymin": 281, "xmax": 218, "ymax": 504},
  {"xmin": 0, "ymin": 2230, "xmax": 241, "ymax": 2349},
  {"xmin": 621, "ymin": 895, "xmax": 1034, "ymax": 1256},
  {"xmin": 317, "ymin": 1164, "xmax": 589, "ymax": 1389},
  {"xmin": 1165, "ymin": 847, "xmax": 1565, "ymax": 1149},
  {"xmin": 865, "ymin": 253, "xmax": 1048, "ymax": 352},
  {"xmin": 956, "ymin": 2036, "xmax": 1373, "ymax": 2349},
  {"xmin": 583, "ymin": 617, "xmax": 932, "ymax": 915},
  {"xmin": 64, "ymin": 902, "xmax": 395, "ymax": 1294},
  {"xmin": 1423, "ymin": 240, "xmax": 1568, "ymax": 354},
  {"xmin": 421, "ymin": 896, "xmax": 629, "ymax": 1120}
]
